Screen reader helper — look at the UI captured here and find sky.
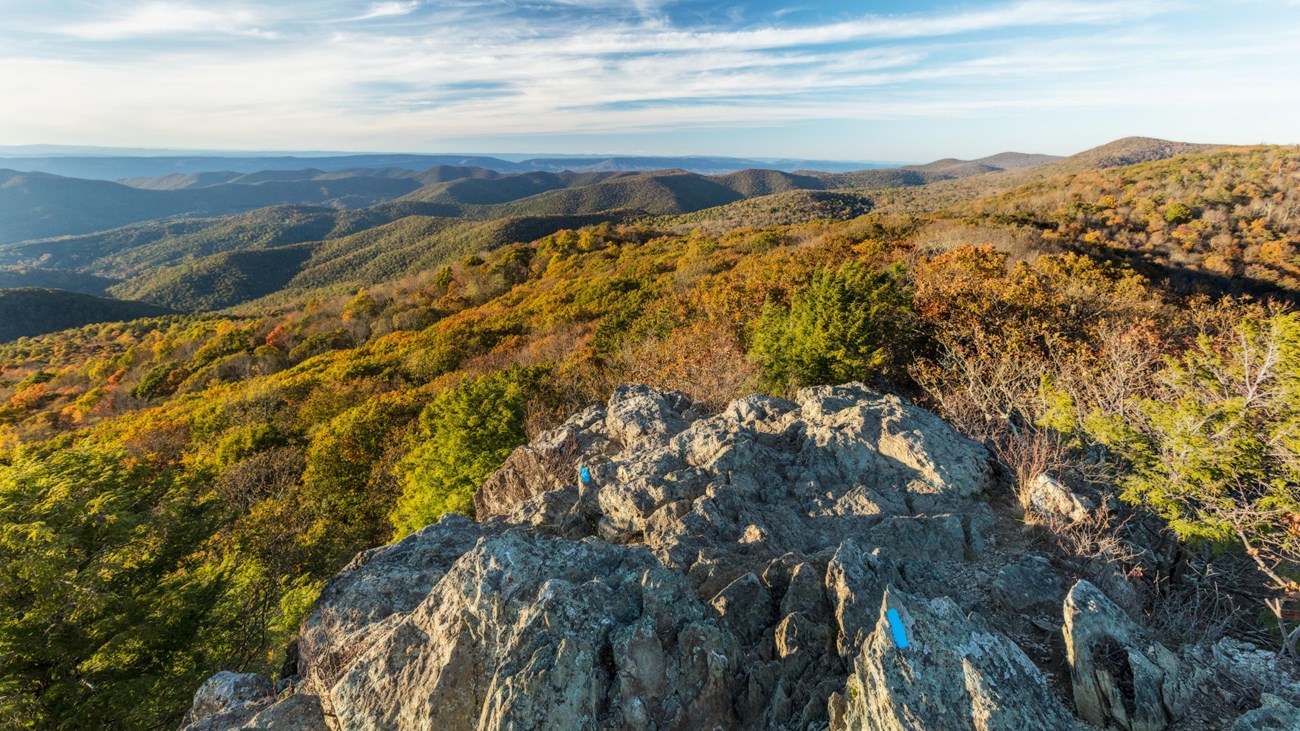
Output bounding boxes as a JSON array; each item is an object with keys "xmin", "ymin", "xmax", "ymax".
[{"xmin": 1, "ymin": 0, "xmax": 1299, "ymax": 161}]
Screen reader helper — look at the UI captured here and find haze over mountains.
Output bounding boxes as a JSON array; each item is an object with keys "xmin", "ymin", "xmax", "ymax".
[
  {"xmin": 0, "ymin": 148, "xmax": 897, "ymax": 180},
  {"xmin": 0, "ymin": 137, "xmax": 1236, "ymax": 340}
]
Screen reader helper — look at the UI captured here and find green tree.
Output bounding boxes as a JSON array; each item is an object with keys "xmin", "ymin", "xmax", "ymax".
[
  {"xmin": 342, "ymin": 288, "xmax": 382, "ymax": 320},
  {"xmin": 0, "ymin": 444, "xmax": 224, "ymax": 729},
  {"xmin": 1089, "ymin": 311, "xmax": 1300, "ymax": 652},
  {"xmin": 390, "ymin": 368, "xmax": 541, "ymax": 538},
  {"xmin": 1164, "ymin": 201, "xmax": 1194, "ymax": 225},
  {"xmin": 750, "ymin": 262, "xmax": 916, "ymax": 391},
  {"xmin": 300, "ymin": 396, "xmax": 423, "ymax": 560}
]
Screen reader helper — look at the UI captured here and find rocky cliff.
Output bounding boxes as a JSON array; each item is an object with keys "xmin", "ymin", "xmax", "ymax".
[{"xmin": 182, "ymin": 384, "xmax": 1299, "ymax": 730}]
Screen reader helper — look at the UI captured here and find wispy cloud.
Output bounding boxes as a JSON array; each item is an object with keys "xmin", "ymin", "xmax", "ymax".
[
  {"xmin": 2, "ymin": 0, "xmax": 1297, "ymax": 157},
  {"xmin": 58, "ymin": 2, "xmax": 279, "ymax": 40},
  {"xmin": 348, "ymin": 1, "xmax": 421, "ymax": 22}
]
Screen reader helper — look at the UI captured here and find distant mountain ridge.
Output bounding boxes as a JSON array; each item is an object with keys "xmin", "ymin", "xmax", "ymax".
[
  {"xmin": 0, "ymin": 137, "xmax": 1225, "ymax": 327},
  {"xmin": 0, "ymin": 169, "xmax": 426, "ymax": 243},
  {"xmin": 0, "ymin": 152, "xmax": 891, "ymax": 180}
]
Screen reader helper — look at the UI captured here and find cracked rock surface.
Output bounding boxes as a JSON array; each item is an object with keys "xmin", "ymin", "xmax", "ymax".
[{"xmin": 181, "ymin": 384, "xmax": 1296, "ymax": 731}]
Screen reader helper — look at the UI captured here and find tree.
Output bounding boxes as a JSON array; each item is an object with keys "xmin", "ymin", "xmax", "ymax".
[
  {"xmin": 342, "ymin": 288, "xmax": 381, "ymax": 321},
  {"xmin": 0, "ymin": 444, "xmax": 224, "ymax": 729},
  {"xmin": 389, "ymin": 368, "xmax": 541, "ymax": 538},
  {"xmin": 750, "ymin": 262, "xmax": 916, "ymax": 391},
  {"xmin": 1090, "ymin": 311, "xmax": 1300, "ymax": 653},
  {"xmin": 300, "ymin": 396, "xmax": 423, "ymax": 559}
]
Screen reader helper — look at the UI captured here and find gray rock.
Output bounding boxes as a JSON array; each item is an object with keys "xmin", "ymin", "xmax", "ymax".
[
  {"xmin": 297, "ymin": 513, "xmax": 492, "ymax": 694},
  {"xmin": 1025, "ymin": 474, "xmax": 1092, "ymax": 524},
  {"xmin": 475, "ymin": 403, "xmax": 614, "ymax": 520},
  {"xmin": 868, "ymin": 513, "xmax": 967, "ymax": 558},
  {"xmin": 239, "ymin": 693, "xmax": 327, "ymax": 730},
  {"xmin": 825, "ymin": 540, "xmax": 902, "ymax": 658},
  {"xmin": 190, "ymin": 385, "xmax": 1088, "ymax": 731},
  {"xmin": 1231, "ymin": 694, "xmax": 1300, "ymax": 730},
  {"xmin": 795, "ymin": 384, "xmax": 991, "ymax": 512},
  {"xmin": 833, "ymin": 587, "xmax": 1084, "ymax": 730},
  {"xmin": 711, "ymin": 571, "xmax": 775, "ymax": 644},
  {"xmin": 1063, "ymin": 580, "xmax": 1190, "ymax": 731},
  {"xmin": 993, "ymin": 554, "xmax": 1062, "ymax": 611},
  {"xmin": 180, "ymin": 671, "xmax": 274, "ymax": 731},
  {"xmin": 605, "ymin": 384, "xmax": 692, "ymax": 450},
  {"xmin": 323, "ymin": 531, "xmax": 743, "ymax": 730}
]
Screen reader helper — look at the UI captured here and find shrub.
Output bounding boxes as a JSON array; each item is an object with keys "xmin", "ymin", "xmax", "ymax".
[
  {"xmin": 1089, "ymin": 311, "xmax": 1300, "ymax": 653},
  {"xmin": 750, "ymin": 262, "xmax": 916, "ymax": 391},
  {"xmin": 390, "ymin": 367, "xmax": 542, "ymax": 538}
]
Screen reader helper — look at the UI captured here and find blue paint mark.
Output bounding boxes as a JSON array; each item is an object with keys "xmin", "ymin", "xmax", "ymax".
[
  {"xmin": 886, "ymin": 609, "xmax": 909, "ymax": 649},
  {"xmin": 580, "ymin": 466, "xmax": 591, "ymax": 485}
]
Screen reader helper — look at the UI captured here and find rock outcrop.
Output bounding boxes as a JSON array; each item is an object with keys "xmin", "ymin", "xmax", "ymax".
[
  {"xmin": 1024, "ymin": 473, "xmax": 1092, "ymax": 524},
  {"xmin": 181, "ymin": 672, "xmax": 277, "ymax": 731},
  {"xmin": 833, "ymin": 586, "xmax": 1085, "ymax": 730},
  {"xmin": 181, "ymin": 384, "xmax": 1297, "ymax": 731},
  {"xmin": 1063, "ymin": 580, "xmax": 1191, "ymax": 731}
]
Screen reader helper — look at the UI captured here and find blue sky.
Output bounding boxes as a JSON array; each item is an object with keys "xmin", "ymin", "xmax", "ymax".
[{"xmin": 1, "ymin": 0, "xmax": 1298, "ymax": 160}]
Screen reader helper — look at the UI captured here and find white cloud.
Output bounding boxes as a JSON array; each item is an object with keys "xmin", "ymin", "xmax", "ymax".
[
  {"xmin": 349, "ymin": 2, "xmax": 421, "ymax": 21},
  {"xmin": 57, "ymin": 2, "xmax": 278, "ymax": 40},
  {"xmin": 3, "ymin": 0, "xmax": 1298, "ymax": 154}
]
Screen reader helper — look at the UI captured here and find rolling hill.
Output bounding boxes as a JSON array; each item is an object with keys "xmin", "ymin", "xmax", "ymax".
[
  {"xmin": 0, "ymin": 169, "xmax": 427, "ymax": 242},
  {"xmin": 0, "ymin": 151, "xmax": 887, "ymax": 180},
  {"xmin": 0, "ymin": 267, "xmax": 116, "ymax": 295},
  {"xmin": 106, "ymin": 246, "xmax": 318, "ymax": 312},
  {"xmin": 105, "ymin": 211, "xmax": 639, "ymax": 311},
  {"xmin": 0, "ymin": 139, "xmax": 1214, "ymax": 314},
  {"xmin": 0, "ymin": 203, "xmax": 457, "ymax": 280},
  {"xmin": 0, "ymin": 288, "xmax": 174, "ymax": 342},
  {"xmin": 871, "ymin": 136, "xmax": 1233, "ymax": 213}
]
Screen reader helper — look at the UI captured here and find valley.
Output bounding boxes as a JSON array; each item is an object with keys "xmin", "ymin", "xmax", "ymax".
[{"xmin": 1, "ymin": 137, "xmax": 1298, "ymax": 730}]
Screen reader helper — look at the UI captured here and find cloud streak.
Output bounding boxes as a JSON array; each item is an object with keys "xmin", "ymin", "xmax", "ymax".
[
  {"xmin": 57, "ymin": 2, "xmax": 279, "ymax": 40},
  {"xmin": 348, "ymin": 1, "xmax": 422, "ymax": 22},
  {"xmin": 1, "ymin": 0, "xmax": 1297, "ymax": 157}
]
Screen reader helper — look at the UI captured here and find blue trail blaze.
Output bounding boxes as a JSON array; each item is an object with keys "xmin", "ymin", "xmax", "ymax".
[
  {"xmin": 886, "ymin": 609, "xmax": 909, "ymax": 649},
  {"xmin": 580, "ymin": 466, "xmax": 591, "ymax": 485}
]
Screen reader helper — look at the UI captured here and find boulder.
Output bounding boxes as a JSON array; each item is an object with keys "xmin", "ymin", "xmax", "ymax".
[
  {"xmin": 475, "ymin": 403, "xmax": 614, "ymax": 520},
  {"xmin": 324, "ymin": 531, "xmax": 743, "ymax": 730},
  {"xmin": 180, "ymin": 671, "xmax": 274, "ymax": 731},
  {"xmin": 298, "ymin": 513, "xmax": 493, "ymax": 693},
  {"xmin": 992, "ymin": 554, "xmax": 1062, "ymax": 612},
  {"xmin": 1231, "ymin": 694, "xmax": 1300, "ymax": 730},
  {"xmin": 239, "ymin": 693, "xmax": 327, "ymax": 730},
  {"xmin": 1063, "ymin": 580, "xmax": 1190, "ymax": 731},
  {"xmin": 825, "ymin": 540, "xmax": 902, "ymax": 658},
  {"xmin": 1025, "ymin": 474, "xmax": 1092, "ymax": 524},
  {"xmin": 832, "ymin": 587, "xmax": 1084, "ymax": 730}
]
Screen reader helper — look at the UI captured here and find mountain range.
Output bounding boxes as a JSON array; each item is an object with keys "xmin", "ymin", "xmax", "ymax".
[
  {"xmin": 0, "ymin": 137, "xmax": 1241, "ymax": 341},
  {"xmin": 0, "ymin": 149, "xmax": 900, "ymax": 180},
  {"xmin": 3, "ymin": 134, "xmax": 1298, "ymax": 731}
]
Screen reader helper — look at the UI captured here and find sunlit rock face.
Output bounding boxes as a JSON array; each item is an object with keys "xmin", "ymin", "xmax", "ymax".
[{"xmin": 182, "ymin": 384, "xmax": 1295, "ymax": 731}]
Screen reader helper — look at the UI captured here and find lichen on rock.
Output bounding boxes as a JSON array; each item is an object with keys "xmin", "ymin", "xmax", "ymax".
[{"xmin": 180, "ymin": 384, "xmax": 1294, "ymax": 731}]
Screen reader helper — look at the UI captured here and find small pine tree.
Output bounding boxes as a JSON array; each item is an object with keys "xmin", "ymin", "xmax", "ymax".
[
  {"xmin": 1090, "ymin": 311, "xmax": 1300, "ymax": 652},
  {"xmin": 750, "ymin": 262, "xmax": 916, "ymax": 391},
  {"xmin": 389, "ymin": 368, "xmax": 539, "ymax": 538}
]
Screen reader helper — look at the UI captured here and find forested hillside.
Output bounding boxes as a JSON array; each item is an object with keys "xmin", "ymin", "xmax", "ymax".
[
  {"xmin": 0, "ymin": 169, "xmax": 427, "ymax": 242},
  {"xmin": 0, "ymin": 289, "xmax": 173, "ymax": 342},
  {"xmin": 1, "ymin": 142, "xmax": 1298, "ymax": 728}
]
